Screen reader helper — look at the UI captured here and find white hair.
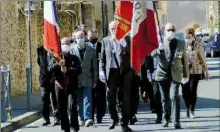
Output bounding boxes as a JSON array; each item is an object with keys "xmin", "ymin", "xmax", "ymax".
[
  {"xmin": 109, "ymin": 21, "xmax": 116, "ymax": 29},
  {"xmin": 165, "ymin": 22, "xmax": 176, "ymax": 31}
]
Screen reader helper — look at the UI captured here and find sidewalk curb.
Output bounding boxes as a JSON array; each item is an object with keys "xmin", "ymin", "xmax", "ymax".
[{"xmin": 1, "ymin": 111, "xmax": 41, "ymax": 132}]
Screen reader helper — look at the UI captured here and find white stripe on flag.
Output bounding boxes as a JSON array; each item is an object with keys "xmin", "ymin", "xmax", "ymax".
[
  {"xmin": 44, "ymin": 1, "xmax": 60, "ymax": 33},
  {"xmin": 130, "ymin": 0, "xmax": 146, "ymax": 38}
]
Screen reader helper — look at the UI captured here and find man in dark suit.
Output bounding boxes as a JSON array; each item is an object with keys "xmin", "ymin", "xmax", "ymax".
[
  {"xmin": 99, "ymin": 21, "xmax": 132, "ymax": 131},
  {"xmin": 151, "ymin": 23, "xmax": 189, "ymax": 129},
  {"xmin": 37, "ymin": 45, "xmax": 60, "ymax": 126},
  {"xmin": 70, "ymin": 29, "xmax": 97, "ymax": 127},
  {"xmin": 87, "ymin": 29, "xmax": 106, "ymax": 124},
  {"xmin": 48, "ymin": 37, "xmax": 82, "ymax": 132},
  {"xmin": 120, "ymin": 35, "xmax": 140, "ymax": 127}
]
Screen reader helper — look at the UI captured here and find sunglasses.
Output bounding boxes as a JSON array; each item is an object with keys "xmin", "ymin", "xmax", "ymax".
[{"xmin": 167, "ymin": 29, "xmax": 175, "ymax": 32}]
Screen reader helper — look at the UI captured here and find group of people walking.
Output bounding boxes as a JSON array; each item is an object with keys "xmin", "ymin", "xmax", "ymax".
[{"xmin": 37, "ymin": 21, "xmax": 209, "ymax": 132}]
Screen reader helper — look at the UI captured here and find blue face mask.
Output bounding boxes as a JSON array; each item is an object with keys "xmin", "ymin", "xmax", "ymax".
[
  {"xmin": 185, "ymin": 38, "xmax": 193, "ymax": 44},
  {"xmin": 76, "ymin": 38, "xmax": 85, "ymax": 46}
]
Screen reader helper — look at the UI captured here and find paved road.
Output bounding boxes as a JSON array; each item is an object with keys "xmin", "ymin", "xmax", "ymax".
[{"xmin": 14, "ymin": 58, "xmax": 220, "ymax": 132}]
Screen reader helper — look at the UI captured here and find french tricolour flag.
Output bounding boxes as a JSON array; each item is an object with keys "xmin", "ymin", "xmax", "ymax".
[
  {"xmin": 44, "ymin": 1, "xmax": 62, "ymax": 62},
  {"xmin": 131, "ymin": 1, "xmax": 158, "ymax": 73}
]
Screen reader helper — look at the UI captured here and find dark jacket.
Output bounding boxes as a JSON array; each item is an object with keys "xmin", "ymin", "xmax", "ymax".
[
  {"xmin": 37, "ymin": 46, "xmax": 53, "ymax": 87},
  {"xmin": 48, "ymin": 53, "xmax": 82, "ymax": 91},
  {"xmin": 88, "ymin": 41, "xmax": 102, "ymax": 73},
  {"xmin": 70, "ymin": 44, "xmax": 97, "ymax": 88},
  {"xmin": 121, "ymin": 35, "xmax": 131, "ymax": 72}
]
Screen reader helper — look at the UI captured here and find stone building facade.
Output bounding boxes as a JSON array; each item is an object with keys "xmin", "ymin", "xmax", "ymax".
[
  {"xmin": 1, "ymin": 1, "xmax": 165, "ymax": 96},
  {"xmin": 206, "ymin": 1, "xmax": 220, "ymax": 33},
  {"xmin": 1, "ymin": 1, "xmax": 114, "ymax": 95}
]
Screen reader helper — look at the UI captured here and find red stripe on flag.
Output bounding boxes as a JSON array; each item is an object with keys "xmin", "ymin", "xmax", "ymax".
[
  {"xmin": 131, "ymin": 9, "xmax": 158, "ymax": 72},
  {"xmin": 115, "ymin": 1, "xmax": 133, "ymax": 41},
  {"xmin": 44, "ymin": 19, "xmax": 62, "ymax": 61}
]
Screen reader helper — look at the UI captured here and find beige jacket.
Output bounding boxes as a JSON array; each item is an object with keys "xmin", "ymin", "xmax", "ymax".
[{"xmin": 186, "ymin": 40, "xmax": 207, "ymax": 74}]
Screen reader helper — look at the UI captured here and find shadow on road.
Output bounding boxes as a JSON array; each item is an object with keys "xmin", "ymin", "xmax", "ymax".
[
  {"xmin": 138, "ymin": 95, "xmax": 220, "ymax": 113},
  {"xmin": 186, "ymin": 97, "xmax": 220, "ymax": 109}
]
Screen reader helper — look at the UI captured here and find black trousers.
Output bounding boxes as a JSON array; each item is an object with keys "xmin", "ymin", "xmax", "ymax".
[
  {"xmin": 182, "ymin": 74, "xmax": 200, "ymax": 111},
  {"xmin": 158, "ymin": 79, "xmax": 180, "ymax": 123},
  {"xmin": 141, "ymin": 77, "xmax": 155, "ymax": 111},
  {"xmin": 40, "ymin": 82, "xmax": 59, "ymax": 121},
  {"xmin": 120, "ymin": 70, "xmax": 133, "ymax": 127},
  {"xmin": 152, "ymin": 80, "xmax": 162, "ymax": 117},
  {"xmin": 92, "ymin": 79, "xmax": 106, "ymax": 121},
  {"xmin": 130, "ymin": 74, "xmax": 140, "ymax": 117},
  {"xmin": 55, "ymin": 86, "xmax": 79, "ymax": 131},
  {"xmin": 107, "ymin": 68, "xmax": 120, "ymax": 121}
]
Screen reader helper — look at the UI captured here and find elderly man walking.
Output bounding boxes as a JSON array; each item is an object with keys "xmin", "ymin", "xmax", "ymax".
[
  {"xmin": 151, "ymin": 23, "xmax": 189, "ymax": 129},
  {"xmin": 48, "ymin": 37, "xmax": 81, "ymax": 132}
]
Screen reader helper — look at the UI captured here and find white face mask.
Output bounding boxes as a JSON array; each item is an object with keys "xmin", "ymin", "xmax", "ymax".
[
  {"xmin": 61, "ymin": 44, "xmax": 70, "ymax": 53},
  {"xmin": 165, "ymin": 31, "xmax": 175, "ymax": 40}
]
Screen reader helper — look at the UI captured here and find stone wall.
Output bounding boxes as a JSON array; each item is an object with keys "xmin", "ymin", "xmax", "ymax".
[
  {"xmin": 1, "ymin": 2, "xmax": 28, "ymax": 95},
  {"xmin": 0, "ymin": 1, "xmax": 95, "ymax": 96}
]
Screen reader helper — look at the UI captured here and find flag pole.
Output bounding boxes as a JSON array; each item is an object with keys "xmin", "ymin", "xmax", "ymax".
[
  {"xmin": 27, "ymin": 0, "xmax": 32, "ymax": 111},
  {"xmin": 152, "ymin": 1, "xmax": 163, "ymax": 43}
]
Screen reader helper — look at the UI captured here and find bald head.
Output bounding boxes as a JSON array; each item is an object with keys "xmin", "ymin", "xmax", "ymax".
[
  {"xmin": 109, "ymin": 21, "xmax": 116, "ymax": 38},
  {"xmin": 164, "ymin": 23, "xmax": 176, "ymax": 40},
  {"xmin": 165, "ymin": 23, "xmax": 176, "ymax": 32},
  {"xmin": 109, "ymin": 21, "xmax": 116, "ymax": 29}
]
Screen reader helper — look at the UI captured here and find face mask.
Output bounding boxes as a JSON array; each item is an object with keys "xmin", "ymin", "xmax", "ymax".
[
  {"xmin": 76, "ymin": 38, "xmax": 85, "ymax": 46},
  {"xmin": 185, "ymin": 39, "xmax": 193, "ymax": 44},
  {"xmin": 89, "ymin": 38, "xmax": 98, "ymax": 44},
  {"xmin": 165, "ymin": 31, "xmax": 175, "ymax": 40},
  {"xmin": 61, "ymin": 44, "xmax": 70, "ymax": 53}
]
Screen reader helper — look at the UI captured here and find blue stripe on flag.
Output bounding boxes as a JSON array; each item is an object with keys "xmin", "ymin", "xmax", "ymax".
[{"xmin": 53, "ymin": 1, "xmax": 59, "ymax": 25}]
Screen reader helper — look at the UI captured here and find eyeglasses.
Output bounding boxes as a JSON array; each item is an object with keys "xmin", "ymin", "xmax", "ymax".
[{"xmin": 167, "ymin": 29, "xmax": 175, "ymax": 32}]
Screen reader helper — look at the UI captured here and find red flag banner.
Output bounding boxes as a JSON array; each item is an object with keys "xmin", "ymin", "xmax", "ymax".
[
  {"xmin": 131, "ymin": 1, "xmax": 159, "ymax": 72},
  {"xmin": 44, "ymin": 1, "xmax": 62, "ymax": 62},
  {"xmin": 115, "ymin": 1, "xmax": 133, "ymax": 41}
]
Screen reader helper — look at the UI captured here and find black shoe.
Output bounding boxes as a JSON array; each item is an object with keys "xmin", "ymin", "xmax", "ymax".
[
  {"xmin": 155, "ymin": 117, "xmax": 162, "ymax": 124},
  {"xmin": 42, "ymin": 120, "xmax": 51, "ymax": 126},
  {"xmin": 109, "ymin": 119, "xmax": 119, "ymax": 130},
  {"xmin": 174, "ymin": 122, "xmax": 182, "ymax": 129},
  {"xmin": 186, "ymin": 109, "xmax": 190, "ymax": 118},
  {"xmin": 72, "ymin": 129, "xmax": 78, "ymax": 132},
  {"xmin": 162, "ymin": 121, "xmax": 169, "ymax": 127},
  {"xmin": 97, "ymin": 118, "xmax": 102, "ymax": 124},
  {"xmin": 151, "ymin": 108, "xmax": 156, "ymax": 113},
  {"xmin": 121, "ymin": 126, "xmax": 133, "ymax": 132},
  {"xmin": 130, "ymin": 116, "xmax": 138, "ymax": 125}
]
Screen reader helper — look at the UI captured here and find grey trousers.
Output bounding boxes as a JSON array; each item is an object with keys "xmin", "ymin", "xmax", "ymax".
[{"xmin": 158, "ymin": 80, "xmax": 181, "ymax": 123}]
